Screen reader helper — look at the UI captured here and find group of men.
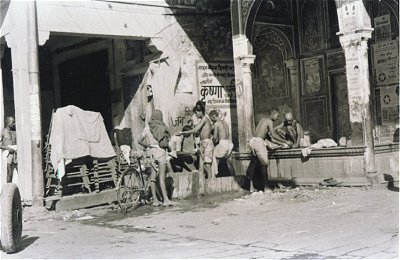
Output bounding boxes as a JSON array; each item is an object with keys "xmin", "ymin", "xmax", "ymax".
[
  {"xmin": 177, "ymin": 100, "xmax": 234, "ymax": 179},
  {"xmin": 136, "ymin": 86, "xmax": 234, "ymax": 207},
  {"xmin": 248, "ymin": 109, "xmax": 304, "ymax": 192}
]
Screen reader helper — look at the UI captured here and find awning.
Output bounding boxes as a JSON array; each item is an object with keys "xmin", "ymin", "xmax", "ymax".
[{"xmin": 2, "ymin": 0, "xmax": 172, "ymax": 45}]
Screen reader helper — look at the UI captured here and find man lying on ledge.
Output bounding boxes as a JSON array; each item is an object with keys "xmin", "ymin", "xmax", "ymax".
[{"xmin": 275, "ymin": 112, "xmax": 304, "ymax": 148}]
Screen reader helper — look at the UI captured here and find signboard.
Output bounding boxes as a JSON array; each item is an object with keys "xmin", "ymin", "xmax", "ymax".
[
  {"xmin": 374, "ymin": 15, "xmax": 391, "ymax": 42},
  {"xmin": 373, "ymin": 40, "xmax": 399, "ymax": 86},
  {"xmin": 380, "ymin": 85, "xmax": 399, "ymax": 125},
  {"xmin": 196, "ymin": 62, "xmax": 236, "ymax": 140}
]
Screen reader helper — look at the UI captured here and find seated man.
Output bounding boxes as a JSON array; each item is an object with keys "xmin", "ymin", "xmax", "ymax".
[
  {"xmin": 169, "ymin": 125, "xmax": 194, "ymax": 158},
  {"xmin": 275, "ymin": 112, "xmax": 304, "ymax": 148},
  {"xmin": 247, "ymin": 109, "xmax": 292, "ymax": 192},
  {"xmin": 169, "ymin": 125, "xmax": 199, "ymax": 172}
]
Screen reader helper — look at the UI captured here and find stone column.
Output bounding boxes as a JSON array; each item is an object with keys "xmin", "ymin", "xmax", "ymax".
[
  {"xmin": 5, "ymin": 1, "xmax": 43, "ymax": 203},
  {"xmin": 335, "ymin": 0, "xmax": 379, "ymax": 186},
  {"xmin": 232, "ymin": 35, "xmax": 255, "ymax": 152},
  {"xmin": 27, "ymin": 0, "xmax": 44, "ymax": 206},
  {"xmin": 0, "ymin": 43, "xmax": 5, "ymax": 189},
  {"xmin": 285, "ymin": 59, "xmax": 301, "ymax": 120},
  {"xmin": 339, "ymin": 30, "xmax": 378, "ymax": 185},
  {"xmin": 239, "ymin": 54, "xmax": 256, "ymax": 146}
]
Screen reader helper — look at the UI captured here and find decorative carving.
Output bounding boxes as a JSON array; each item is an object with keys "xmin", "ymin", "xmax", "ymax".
[
  {"xmin": 252, "ymin": 26, "xmax": 293, "ymax": 101},
  {"xmin": 257, "ymin": 0, "xmax": 291, "ymax": 21},
  {"xmin": 255, "ymin": 44, "xmax": 287, "ymax": 99},
  {"xmin": 241, "ymin": 0, "xmax": 253, "ymax": 28},
  {"xmin": 327, "ymin": 51, "xmax": 345, "ymax": 69},
  {"xmin": 253, "ymin": 27, "xmax": 291, "ymax": 58},
  {"xmin": 301, "ymin": 0, "xmax": 322, "ymax": 52},
  {"xmin": 303, "ymin": 98, "xmax": 328, "ymax": 142},
  {"xmin": 301, "ymin": 57, "xmax": 324, "ymax": 95}
]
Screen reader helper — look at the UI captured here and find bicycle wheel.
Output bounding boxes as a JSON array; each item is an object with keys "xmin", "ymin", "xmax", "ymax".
[{"xmin": 116, "ymin": 168, "xmax": 141, "ymax": 213}]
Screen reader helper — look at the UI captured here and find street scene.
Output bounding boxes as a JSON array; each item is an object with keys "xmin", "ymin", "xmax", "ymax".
[
  {"xmin": 0, "ymin": 0, "xmax": 399, "ymax": 259},
  {"xmin": 3, "ymin": 186, "xmax": 399, "ymax": 259}
]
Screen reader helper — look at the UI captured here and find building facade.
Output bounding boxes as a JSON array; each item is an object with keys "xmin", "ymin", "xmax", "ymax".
[{"xmin": 0, "ymin": 0, "xmax": 398, "ymax": 203}]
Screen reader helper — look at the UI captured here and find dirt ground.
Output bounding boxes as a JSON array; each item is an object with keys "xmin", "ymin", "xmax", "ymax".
[{"xmin": 1, "ymin": 185, "xmax": 399, "ymax": 259}]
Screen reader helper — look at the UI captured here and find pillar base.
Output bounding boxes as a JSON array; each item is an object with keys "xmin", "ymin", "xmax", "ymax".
[{"xmin": 366, "ymin": 170, "xmax": 381, "ymax": 189}]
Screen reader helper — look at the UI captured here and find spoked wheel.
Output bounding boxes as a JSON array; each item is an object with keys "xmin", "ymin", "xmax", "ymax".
[
  {"xmin": 116, "ymin": 169, "xmax": 141, "ymax": 213},
  {"xmin": 1, "ymin": 183, "xmax": 23, "ymax": 253}
]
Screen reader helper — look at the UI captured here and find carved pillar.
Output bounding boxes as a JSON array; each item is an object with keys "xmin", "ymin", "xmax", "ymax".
[
  {"xmin": 339, "ymin": 30, "xmax": 378, "ymax": 185},
  {"xmin": 285, "ymin": 59, "xmax": 301, "ymax": 120},
  {"xmin": 240, "ymin": 54, "xmax": 256, "ymax": 147},
  {"xmin": 335, "ymin": 0, "xmax": 379, "ymax": 186},
  {"xmin": 232, "ymin": 35, "xmax": 255, "ymax": 152}
]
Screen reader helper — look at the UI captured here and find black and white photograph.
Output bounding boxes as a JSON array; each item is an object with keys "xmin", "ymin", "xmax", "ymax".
[{"xmin": 0, "ymin": 0, "xmax": 398, "ymax": 259}]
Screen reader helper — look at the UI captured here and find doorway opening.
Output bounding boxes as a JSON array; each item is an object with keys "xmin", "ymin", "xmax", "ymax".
[{"xmin": 58, "ymin": 49, "xmax": 112, "ymax": 132}]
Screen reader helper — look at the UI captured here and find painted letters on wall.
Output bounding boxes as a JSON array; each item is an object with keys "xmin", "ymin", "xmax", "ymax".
[{"xmin": 196, "ymin": 62, "xmax": 237, "ymax": 143}]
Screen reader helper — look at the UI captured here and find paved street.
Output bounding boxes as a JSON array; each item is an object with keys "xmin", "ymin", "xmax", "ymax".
[{"xmin": 2, "ymin": 186, "xmax": 399, "ymax": 259}]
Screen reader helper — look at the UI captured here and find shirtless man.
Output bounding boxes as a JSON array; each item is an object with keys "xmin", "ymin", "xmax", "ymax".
[
  {"xmin": 178, "ymin": 101, "xmax": 214, "ymax": 178},
  {"xmin": 0, "ymin": 116, "xmax": 17, "ymax": 183},
  {"xmin": 209, "ymin": 110, "xmax": 233, "ymax": 175},
  {"xmin": 275, "ymin": 112, "xmax": 304, "ymax": 148},
  {"xmin": 247, "ymin": 109, "xmax": 292, "ymax": 192}
]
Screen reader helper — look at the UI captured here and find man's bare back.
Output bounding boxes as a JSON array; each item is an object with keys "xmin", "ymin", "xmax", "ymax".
[
  {"xmin": 214, "ymin": 120, "xmax": 229, "ymax": 141},
  {"xmin": 255, "ymin": 117, "xmax": 273, "ymax": 140},
  {"xmin": 255, "ymin": 112, "xmax": 293, "ymax": 147}
]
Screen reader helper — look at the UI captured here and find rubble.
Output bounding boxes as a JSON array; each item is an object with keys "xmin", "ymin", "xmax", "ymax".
[{"xmin": 237, "ymin": 186, "xmax": 361, "ymax": 205}]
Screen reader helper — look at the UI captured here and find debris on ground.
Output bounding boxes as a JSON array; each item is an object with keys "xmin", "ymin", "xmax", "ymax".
[{"xmin": 236, "ymin": 186, "xmax": 361, "ymax": 204}]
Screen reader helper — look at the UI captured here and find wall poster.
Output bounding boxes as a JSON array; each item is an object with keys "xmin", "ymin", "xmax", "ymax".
[
  {"xmin": 380, "ymin": 85, "xmax": 399, "ymax": 125},
  {"xmin": 374, "ymin": 15, "xmax": 391, "ymax": 42},
  {"xmin": 373, "ymin": 40, "xmax": 399, "ymax": 86},
  {"xmin": 196, "ymin": 61, "xmax": 237, "ymax": 142}
]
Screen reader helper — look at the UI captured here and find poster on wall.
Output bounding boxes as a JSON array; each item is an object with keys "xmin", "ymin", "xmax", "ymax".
[
  {"xmin": 344, "ymin": 49, "xmax": 365, "ymax": 123},
  {"xmin": 301, "ymin": 57, "xmax": 323, "ymax": 95},
  {"xmin": 374, "ymin": 15, "xmax": 391, "ymax": 42},
  {"xmin": 373, "ymin": 40, "xmax": 399, "ymax": 86},
  {"xmin": 380, "ymin": 85, "xmax": 399, "ymax": 125},
  {"xmin": 175, "ymin": 56, "xmax": 195, "ymax": 93},
  {"xmin": 196, "ymin": 62, "xmax": 236, "ymax": 140}
]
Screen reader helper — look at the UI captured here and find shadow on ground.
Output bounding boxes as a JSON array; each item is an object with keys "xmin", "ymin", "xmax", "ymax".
[
  {"xmin": 0, "ymin": 235, "xmax": 39, "ymax": 254},
  {"xmin": 384, "ymin": 174, "xmax": 399, "ymax": 192}
]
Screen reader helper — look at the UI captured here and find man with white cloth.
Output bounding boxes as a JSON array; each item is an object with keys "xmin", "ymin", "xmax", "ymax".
[
  {"xmin": 209, "ymin": 110, "xmax": 234, "ymax": 176},
  {"xmin": 0, "ymin": 116, "xmax": 17, "ymax": 183},
  {"xmin": 247, "ymin": 109, "xmax": 292, "ymax": 192}
]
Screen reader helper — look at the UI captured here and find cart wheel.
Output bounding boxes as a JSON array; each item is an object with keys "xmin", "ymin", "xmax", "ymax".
[{"xmin": 1, "ymin": 183, "xmax": 23, "ymax": 253}]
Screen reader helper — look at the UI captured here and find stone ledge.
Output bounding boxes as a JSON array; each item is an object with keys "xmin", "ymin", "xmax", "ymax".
[{"xmin": 168, "ymin": 171, "xmax": 246, "ymax": 199}]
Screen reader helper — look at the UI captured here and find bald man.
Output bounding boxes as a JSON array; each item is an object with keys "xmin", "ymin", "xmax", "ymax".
[
  {"xmin": 275, "ymin": 112, "xmax": 304, "ymax": 148},
  {"xmin": 0, "ymin": 116, "xmax": 17, "ymax": 182}
]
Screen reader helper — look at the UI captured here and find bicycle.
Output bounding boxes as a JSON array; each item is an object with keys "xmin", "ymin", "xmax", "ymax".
[{"xmin": 116, "ymin": 154, "xmax": 160, "ymax": 213}]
